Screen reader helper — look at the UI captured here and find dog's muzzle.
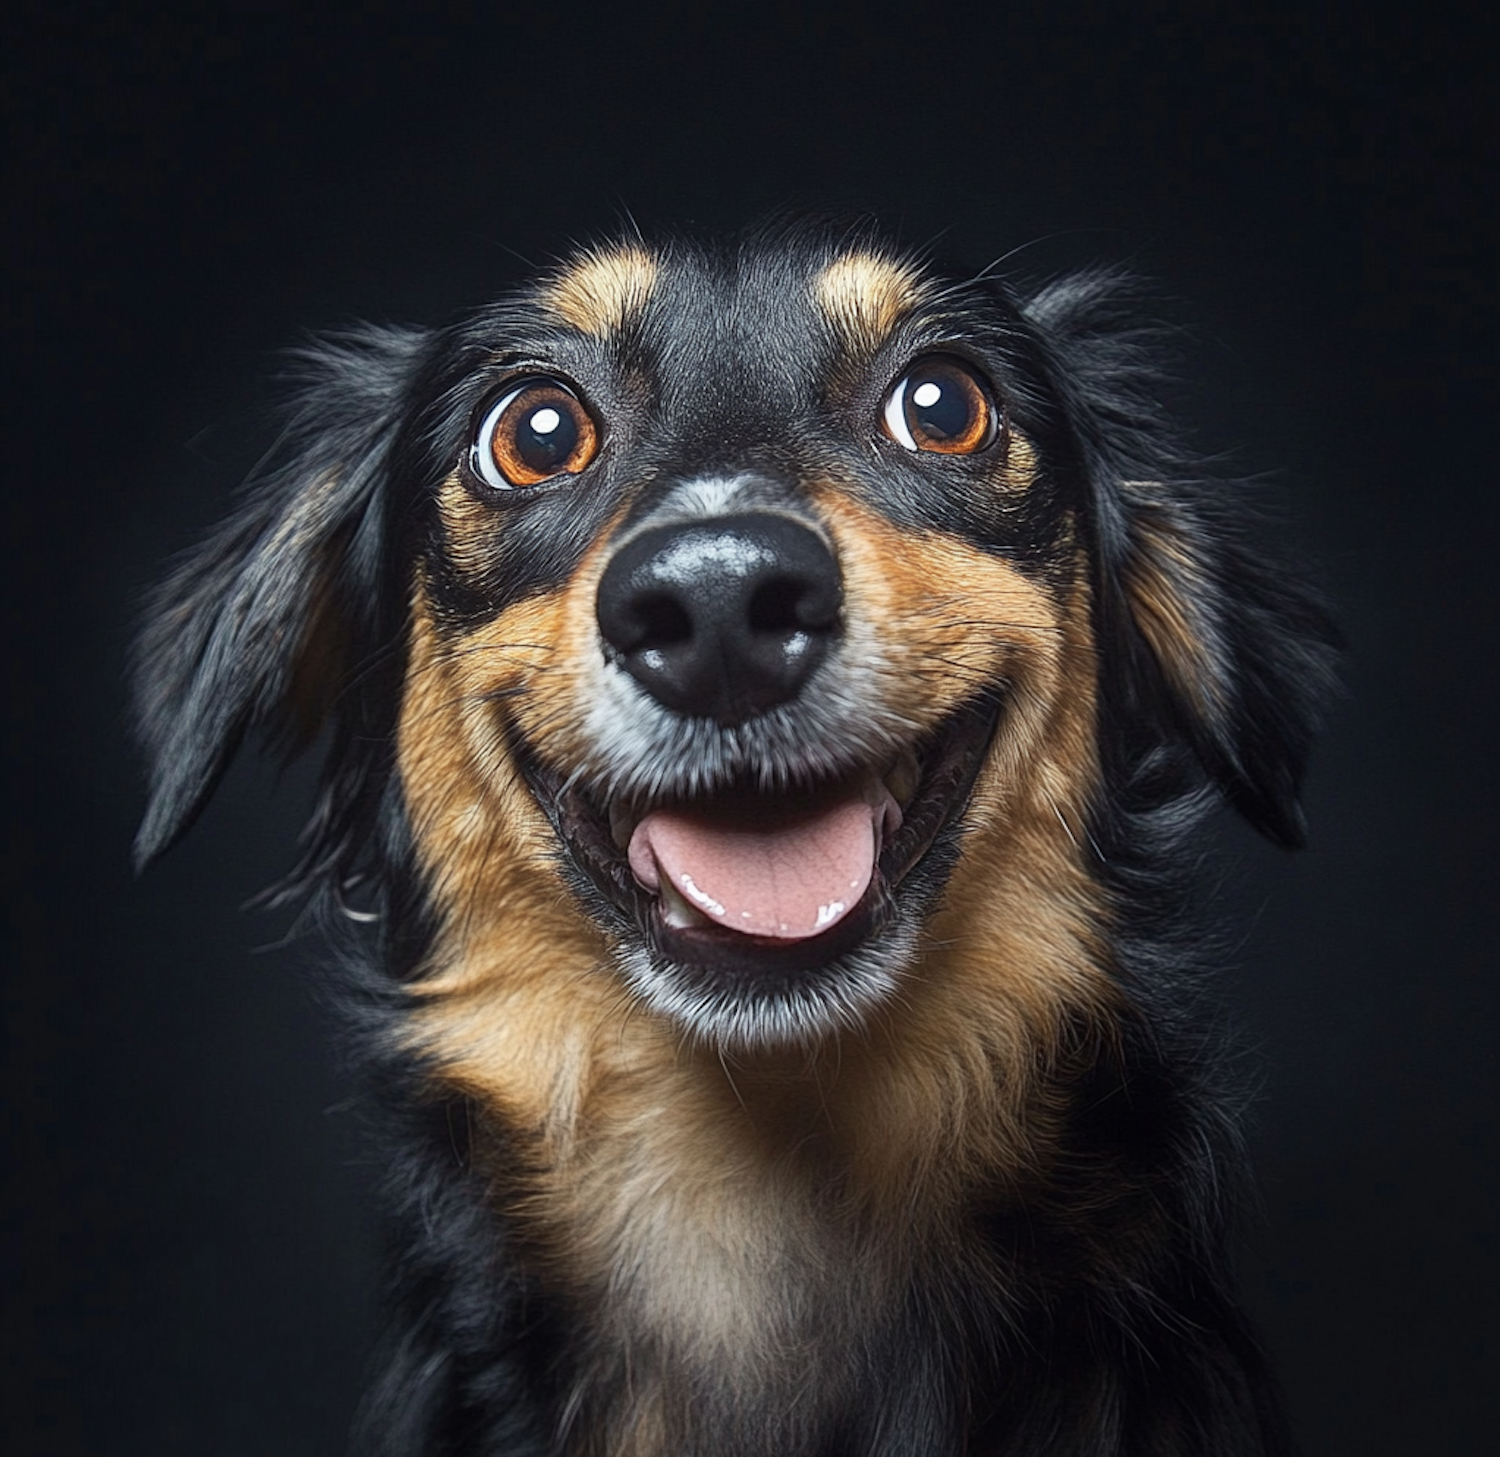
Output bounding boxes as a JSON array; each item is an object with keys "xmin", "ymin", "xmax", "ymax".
[{"xmin": 593, "ymin": 511, "xmax": 898, "ymax": 945}]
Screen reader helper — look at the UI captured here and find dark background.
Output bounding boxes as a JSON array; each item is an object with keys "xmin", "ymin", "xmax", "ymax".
[{"xmin": 6, "ymin": 3, "xmax": 1494, "ymax": 1452}]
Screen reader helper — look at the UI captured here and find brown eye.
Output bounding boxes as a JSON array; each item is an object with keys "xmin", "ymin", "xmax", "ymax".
[
  {"xmin": 881, "ymin": 356, "xmax": 999, "ymax": 455},
  {"xmin": 472, "ymin": 378, "xmax": 599, "ymax": 489}
]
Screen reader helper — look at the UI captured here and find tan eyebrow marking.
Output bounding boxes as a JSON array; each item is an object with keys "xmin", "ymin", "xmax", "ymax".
[
  {"xmin": 813, "ymin": 251, "xmax": 932, "ymax": 350},
  {"xmin": 542, "ymin": 245, "xmax": 659, "ymax": 336}
]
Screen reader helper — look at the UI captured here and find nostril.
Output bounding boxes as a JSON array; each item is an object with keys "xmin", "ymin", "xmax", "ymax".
[
  {"xmin": 636, "ymin": 595, "xmax": 693, "ymax": 649},
  {"xmin": 747, "ymin": 577, "xmax": 806, "ymax": 636}
]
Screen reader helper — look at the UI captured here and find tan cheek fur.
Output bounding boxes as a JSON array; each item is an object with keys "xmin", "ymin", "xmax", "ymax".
[
  {"xmin": 397, "ymin": 542, "xmax": 633, "ymax": 1144},
  {"xmin": 397, "ymin": 463, "xmax": 1117, "ymax": 1442},
  {"xmin": 800, "ymin": 491, "xmax": 1117, "ymax": 1204}
]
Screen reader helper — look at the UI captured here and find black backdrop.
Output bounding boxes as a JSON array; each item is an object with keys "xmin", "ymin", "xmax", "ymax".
[{"xmin": 7, "ymin": 4, "xmax": 1494, "ymax": 1453}]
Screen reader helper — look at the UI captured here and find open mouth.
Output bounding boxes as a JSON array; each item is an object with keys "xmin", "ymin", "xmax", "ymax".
[{"xmin": 525, "ymin": 695, "xmax": 1000, "ymax": 979}]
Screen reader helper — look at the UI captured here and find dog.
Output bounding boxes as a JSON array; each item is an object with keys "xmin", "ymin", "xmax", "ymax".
[{"xmin": 134, "ymin": 218, "xmax": 1335, "ymax": 1455}]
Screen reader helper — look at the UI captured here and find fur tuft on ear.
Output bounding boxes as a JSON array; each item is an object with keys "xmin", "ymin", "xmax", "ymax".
[
  {"xmin": 132, "ymin": 324, "xmax": 429, "ymax": 871},
  {"xmin": 1023, "ymin": 272, "xmax": 1338, "ymax": 847}
]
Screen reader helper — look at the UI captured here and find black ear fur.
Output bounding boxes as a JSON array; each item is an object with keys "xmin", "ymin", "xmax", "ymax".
[
  {"xmin": 1110, "ymin": 477, "xmax": 1337, "ymax": 847},
  {"xmin": 132, "ymin": 325, "xmax": 429, "ymax": 870},
  {"xmin": 1023, "ymin": 273, "xmax": 1338, "ymax": 847}
]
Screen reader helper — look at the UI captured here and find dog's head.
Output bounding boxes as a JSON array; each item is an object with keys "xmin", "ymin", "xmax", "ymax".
[{"xmin": 135, "ymin": 222, "xmax": 1334, "ymax": 1052}]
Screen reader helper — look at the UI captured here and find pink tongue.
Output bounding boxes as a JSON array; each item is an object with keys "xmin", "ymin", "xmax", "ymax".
[{"xmin": 628, "ymin": 788, "xmax": 897, "ymax": 941}]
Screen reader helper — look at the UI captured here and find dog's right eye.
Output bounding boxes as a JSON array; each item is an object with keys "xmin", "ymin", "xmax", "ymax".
[{"xmin": 471, "ymin": 378, "xmax": 600, "ymax": 489}]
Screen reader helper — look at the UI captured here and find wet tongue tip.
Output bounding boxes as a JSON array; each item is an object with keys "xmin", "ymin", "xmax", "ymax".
[{"xmin": 627, "ymin": 789, "xmax": 892, "ymax": 941}]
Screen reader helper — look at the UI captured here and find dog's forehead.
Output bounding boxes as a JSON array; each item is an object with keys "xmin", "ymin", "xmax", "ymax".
[{"xmin": 536, "ymin": 236, "xmax": 938, "ymax": 379}]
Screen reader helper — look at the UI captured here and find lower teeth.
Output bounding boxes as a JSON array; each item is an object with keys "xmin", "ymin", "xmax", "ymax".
[{"xmin": 659, "ymin": 878, "xmax": 713, "ymax": 931}]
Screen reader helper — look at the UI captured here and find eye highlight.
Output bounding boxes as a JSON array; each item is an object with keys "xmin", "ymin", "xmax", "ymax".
[
  {"xmin": 472, "ymin": 377, "xmax": 599, "ymax": 489},
  {"xmin": 881, "ymin": 356, "xmax": 1000, "ymax": 455}
]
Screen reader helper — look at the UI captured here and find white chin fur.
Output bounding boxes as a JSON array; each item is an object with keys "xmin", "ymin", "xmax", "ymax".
[{"xmin": 613, "ymin": 921, "xmax": 919, "ymax": 1053}]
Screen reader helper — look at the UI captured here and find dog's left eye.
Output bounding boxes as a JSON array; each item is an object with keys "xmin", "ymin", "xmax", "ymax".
[
  {"xmin": 472, "ymin": 378, "xmax": 600, "ymax": 489},
  {"xmin": 881, "ymin": 356, "xmax": 999, "ymax": 455}
]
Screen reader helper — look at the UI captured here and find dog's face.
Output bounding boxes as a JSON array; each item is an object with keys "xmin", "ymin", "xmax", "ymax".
[
  {"xmin": 131, "ymin": 222, "xmax": 1335, "ymax": 1456},
  {"xmin": 135, "ymin": 223, "xmax": 1330, "ymax": 1064},
  {"xmin": 396, "ymin": 236, "xmax": 1102, "ymax": 1049}
]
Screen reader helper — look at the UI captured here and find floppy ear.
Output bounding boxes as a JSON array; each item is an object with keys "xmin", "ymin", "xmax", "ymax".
[
  {"xmin": 1022, "ymin": 271, "xmax": 1338, "ymax": 848},
  {"xmin": 1113, "ymin": 478, "xmax": 1336, "ymax": 847},
  {"xmin": 132, "ymin": 325, "xmax": 429, "ymax": 869}
]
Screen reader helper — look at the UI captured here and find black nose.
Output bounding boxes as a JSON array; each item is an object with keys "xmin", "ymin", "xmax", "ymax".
[{"xmin": 596, "ymin": 512, "xmax": 843, "ymax": 725}]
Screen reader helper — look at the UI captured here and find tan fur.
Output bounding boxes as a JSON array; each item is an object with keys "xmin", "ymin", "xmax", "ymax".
[
  {"xmin": 397, "ymin": 434, "xmax": 1117, "ymax": 1446},
  {"xmin": 809, "ymin": 491, "xmax": 1117, "ymax": 1202},
  {"xmin": 542, "ymin": 244, "xmax": 659, "ymax": 336},
  {"xmin": 813, "ymin": 251, "xmax": 932, "ymax": 353}
]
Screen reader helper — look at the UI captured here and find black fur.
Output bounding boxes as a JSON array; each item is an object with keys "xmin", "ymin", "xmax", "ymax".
[{"xmin": 135, "ymin": 220, "xmax": 1336, "ymax": 1454}]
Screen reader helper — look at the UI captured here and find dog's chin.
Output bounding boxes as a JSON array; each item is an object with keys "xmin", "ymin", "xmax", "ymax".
[
  {"xmin": 614, "ymin": 914, "xmax": 923, "ymax": 1052},
  {"xmin": 524, "ymin": 696, "xmax": 1000, "ymax": 1052}
]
